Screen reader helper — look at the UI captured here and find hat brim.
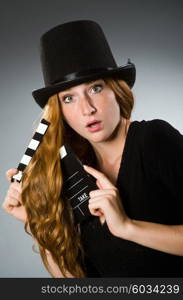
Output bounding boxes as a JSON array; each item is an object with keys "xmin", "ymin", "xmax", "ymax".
[{"xmin": 32, "ymin": 63, "xmax": 136, "ymax": 109}]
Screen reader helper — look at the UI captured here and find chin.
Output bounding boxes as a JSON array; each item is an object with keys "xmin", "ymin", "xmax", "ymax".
[{"xmin": 88, "ymin": 131, "xmax": 113, "ymax": 143}]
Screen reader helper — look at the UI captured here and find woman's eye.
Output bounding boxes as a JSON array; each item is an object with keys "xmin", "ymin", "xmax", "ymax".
[
  {"xmin": 91, "ymin": 84, "xmax": 103, "ymax": 93},
  {"xmin": 63, "ymin": 95, "xmax": 73, "ymax": 103}
]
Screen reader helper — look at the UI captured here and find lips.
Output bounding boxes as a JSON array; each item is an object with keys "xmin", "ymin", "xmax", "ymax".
[
  {"xmin": 86, "ymin": 120, "xmax": 101, "ymax": 127},
  {"xmin": 86, "ymin": 120, "xmax": 102, "ymax": 133}
]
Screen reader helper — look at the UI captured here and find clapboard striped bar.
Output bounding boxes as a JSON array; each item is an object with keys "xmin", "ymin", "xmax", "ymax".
[{"xmin": 11, "ymin": 119, "xmax": 50, "ymax": 183}]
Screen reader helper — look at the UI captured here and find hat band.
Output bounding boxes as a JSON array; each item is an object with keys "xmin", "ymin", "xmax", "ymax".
[{"xmin": 52, "ymin": 67, "xmax": 114, "ymax": 84}]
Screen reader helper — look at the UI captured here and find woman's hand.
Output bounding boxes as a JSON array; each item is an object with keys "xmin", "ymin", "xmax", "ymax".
[
  {"xmin": 2, "ymin": 168, "xmax": 27, "ymax": 222},
  {"xmin": 84, "ymin": 165, "xmax": 131, "ymax": 238}
]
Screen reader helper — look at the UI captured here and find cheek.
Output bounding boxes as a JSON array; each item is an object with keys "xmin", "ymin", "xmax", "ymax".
[
  {"xmin": 62, "ymin": 109, "xmax": 82, "ymax": 132},
  {"xmin": 111, "ymin": 102, "xmax": 120, "ymax": 117},
  {"xmin": 102, "ymin": 94, "xmax": 120, "ymax": 118},
  {"xmin": 61, "ymin": 106, "xmax": 74, "ymax": 123},
  {"xmin": 65, "ymin": 114, "xmax": 77, "ymax": 128},
  {"xmin": 60, "ymin": 102, "xmax": 82, "ymax": 133}
]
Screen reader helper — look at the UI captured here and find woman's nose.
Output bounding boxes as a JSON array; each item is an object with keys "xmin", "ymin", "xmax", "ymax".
[{"xmin": 79, "ymin": 95, "xmax": 96, "ymax": 115}]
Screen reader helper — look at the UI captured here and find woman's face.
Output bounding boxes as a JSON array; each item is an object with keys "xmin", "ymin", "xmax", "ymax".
[{"xmin": 58, "ymin": 79, "xmax": 121, "ymax": 144}]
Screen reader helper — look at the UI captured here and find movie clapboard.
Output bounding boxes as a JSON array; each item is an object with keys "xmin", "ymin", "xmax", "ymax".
[
  {"xmin": 11, "ymin": 119, "xmax": 50, "ymax": 183},
  {"xmin": 11, "ymin": 117, "xmax": 96, "ymax": 224},
  {"xmin": 60, "ymin": 144, "xmax": 98, "ymax": 224}
]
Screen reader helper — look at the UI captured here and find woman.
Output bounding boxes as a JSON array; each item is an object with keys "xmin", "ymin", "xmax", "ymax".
[{"xmin": 2, "ymin": 20, "xmax": 183, "ymax": 278}]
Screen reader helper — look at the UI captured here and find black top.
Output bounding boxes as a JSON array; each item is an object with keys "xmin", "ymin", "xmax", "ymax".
[{"xmin": 80, "ymin": 119, "xmax": 183, "ymax": 277}]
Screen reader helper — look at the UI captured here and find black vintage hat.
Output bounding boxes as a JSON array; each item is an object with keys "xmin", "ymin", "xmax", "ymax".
[{"xmin": 32, "ymin": 20, "xmax": 136, "ymax": 109}]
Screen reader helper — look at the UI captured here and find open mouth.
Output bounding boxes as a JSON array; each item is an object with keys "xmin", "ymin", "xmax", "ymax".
[
  {"xmin": 86, "ymin": 121, "xmax": 102, "ymax": 132},
  {"xmin": 87, "ymin": 121, "xmax": 101, "ymax": 128}
]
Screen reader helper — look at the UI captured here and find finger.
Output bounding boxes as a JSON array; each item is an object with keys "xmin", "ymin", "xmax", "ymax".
[
  {"xmin": 88, "ymin": 195, "xmax": 111, "ymax": 209},
  {"xmin": 83, "ymin": 165, "xmax": 114, "ymax": 189},
  {"xmin": 6, "ymin": 196, "xmax": 20, "ymax": 207},
  {"xmin": 10, "ymin": 182, "xmax": 22, "ymax": 195},
  {"xmin": 88, "ymin": 194, "xmax": 111, "ymax": 209},
  {"xmin": 88, "ymin": 202, "xmax": 104, "ymax": 217},
  {"xmin": 6, "ymin": 168, "xmax": 18, "ymax": 182},
  {"xmin": 92, "ymin": 210, "xmax": 103, "ymax": 217},
  {"xmin": 89, "ymin": 194, "xmax": 104, "ymax": 202},
  {"xmin": 89, "ymin": 188, "xmax": 118, "ymax": 198},
  {"xmin": 2, "ymin": 196, "xmax": 21, "ymax": 211},
  {"xmin": 7, "ymin": 187, "xmax": 22, "ymax": 203}
]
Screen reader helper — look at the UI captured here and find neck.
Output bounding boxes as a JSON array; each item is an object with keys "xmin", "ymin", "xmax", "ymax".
[{"xmin": 90, "ymin": 117, "xmax": 130, "ymax": 167}]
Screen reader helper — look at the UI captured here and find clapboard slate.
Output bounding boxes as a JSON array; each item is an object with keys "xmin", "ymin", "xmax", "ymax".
[
  {"xmin": 11, "ymin": 119, "xmax": 50, "ymax": 183},
  {"xmin": 60, "ymin": 144, "xmax": 98, "ymax": 223}
]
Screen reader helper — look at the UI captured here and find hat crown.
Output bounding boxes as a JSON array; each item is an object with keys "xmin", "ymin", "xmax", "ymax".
[{"xmin": 40, "ymin": 20, "xmax": 117, "ymax": 85}]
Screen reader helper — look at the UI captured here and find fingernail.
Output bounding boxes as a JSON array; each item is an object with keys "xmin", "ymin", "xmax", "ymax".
[{"xmin": 83, "ymin": 165, "xmax": 89, "ymax": 169}]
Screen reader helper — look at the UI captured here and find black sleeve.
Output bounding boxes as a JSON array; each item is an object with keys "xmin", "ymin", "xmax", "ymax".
[{"xmin": 144, "ymin": 119, "xmax": 183, "ymax": 212}]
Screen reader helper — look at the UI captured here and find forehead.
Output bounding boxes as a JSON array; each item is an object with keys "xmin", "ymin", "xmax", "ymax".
[{"xmin": 58, "ymin": 78, "xmax": 104, "ymax": 95}]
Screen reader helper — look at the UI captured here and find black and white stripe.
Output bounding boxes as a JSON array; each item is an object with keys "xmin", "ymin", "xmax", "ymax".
[{"xmin": 11, "ymin": 119, "xmax": 50, "ymax": 183}]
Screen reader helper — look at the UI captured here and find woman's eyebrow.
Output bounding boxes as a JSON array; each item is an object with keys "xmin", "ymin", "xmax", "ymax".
[
  {"xmin": 87, "ymin": 79, "xmax": 103, "ymax": 85},
  {"xmin": 84, "ymin": 80, "xmax": 104, "ymax": 89},
  {"xmin": 59, "ymin": 80, "xmax": 103, "ymax": 96},
  {"xmin": 59, "ymin": 88, "xmax": 72, "ymax": 96}
]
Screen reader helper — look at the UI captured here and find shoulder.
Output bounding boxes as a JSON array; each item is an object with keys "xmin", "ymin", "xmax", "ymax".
[
  {"xmin": 128, "ymin": 118, "xmax": 183, "ymax": 157},
  {"xmin": 134, "ymin": 118, "xmax": 181, "ymax": 134},
  {"xmin": 142, "ymin": 119, "xmax": 183, "ymax": 146},
  {"xmin": 143, "ymin": 118, "xmax": 181, "ymax": 134},
  {"xmin": 129, "ymin": 119, "xmax": 178, "ymax": 147},
  {"xmin": 130, "ymin": 118, "xmax": 176, "ymax": 136},
  {"xmin": 136, "ymin": 119, "xmax": 183, "ymax": 159}
]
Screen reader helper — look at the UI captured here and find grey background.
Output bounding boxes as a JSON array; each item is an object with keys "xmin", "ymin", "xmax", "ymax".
[{"xmin": 0, "ymin": 0, "xmax": 182, "ymax": 277}]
